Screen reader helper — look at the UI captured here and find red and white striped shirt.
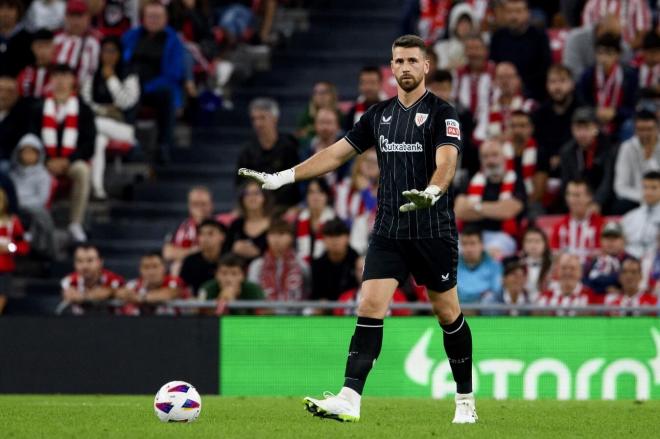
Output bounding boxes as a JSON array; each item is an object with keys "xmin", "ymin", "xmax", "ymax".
[
  {"xmin": 537, "ymin": 282, "xmax": 597, "ymax": 316},
  {"xmin": 550, "ymin": 213, "xmax": 604, "ymax": 260},
  {"xmin": 170, "ymin": 214, "xmax": 225, "ymax": 249},
  {"xmin": 638, "ymin": 63, "xmax": 660, "ymax": 89},
  {"xmin": 582, "ymin": 0, "xmax": 652, "ymax": 45},
  {"xmin": 53, "ymin": 31, "xmax": 101, "ymax": 85},
  {"xmin": 17, "ymin": 66, "xmax": 51, "ymax": 98},
  {"xmin": 474, "ymin": 94, "xmax": 535, "ymax": 143},
  {"xmin": 604, "ymin": 290, "xmax": 658, "ymax": 316},
  {"xmin": 295, "ymin": 207, "xmax": 336, "ymax": 263},
  {"xmin": 453, "ymin": 61, "xmax": 495, "ymax": 123},
  {"xmin": 61, "ymin": 269, "xmax": 124, "ymax": 293},
  {"xmin": 503, "ymin": 138, "xmax": 537, "ymax": 196}
]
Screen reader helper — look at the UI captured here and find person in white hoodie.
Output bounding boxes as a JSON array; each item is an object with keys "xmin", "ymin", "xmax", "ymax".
[
  {"xmin": 432, "ymin": 3, "xmax": 478, "ymax": 71},
  {"xmin": 9, "ymin": 133, "xmax": 56, "ymax": 259}
]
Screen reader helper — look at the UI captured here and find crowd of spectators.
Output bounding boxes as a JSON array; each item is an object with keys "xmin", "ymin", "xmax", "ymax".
[{"xmin": 0, "ymin": 0, "xmax": 659, "ymax": 317}]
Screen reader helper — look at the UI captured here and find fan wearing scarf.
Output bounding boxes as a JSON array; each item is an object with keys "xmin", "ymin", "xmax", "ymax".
[
  {"xmin": 31, "ymin": 63, "xmax": 96, "ymax": 242},
  {"xmin": 454, "ymin": 139, "xmax": 526, "ymax": 258}
]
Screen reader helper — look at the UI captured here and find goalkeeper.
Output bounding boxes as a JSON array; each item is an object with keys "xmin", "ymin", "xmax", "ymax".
[{"xmin": 238, "ymin": 34, "xmax": 476, "ymax": 424}]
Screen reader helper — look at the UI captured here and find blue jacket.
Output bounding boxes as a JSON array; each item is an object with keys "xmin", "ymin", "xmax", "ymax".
[
  {"xmin": 122, "ymin": 26, "xmax": 185, "ymax": 109},
  {"xmin": 457, "ymin": 252, "xmax": 503, "ymax": 304}
]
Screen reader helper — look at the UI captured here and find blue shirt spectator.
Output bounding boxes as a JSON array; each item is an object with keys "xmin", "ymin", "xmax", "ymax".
[{"xmin": 457, "ymin": 227, "xmax": 503, "ymax": 304}]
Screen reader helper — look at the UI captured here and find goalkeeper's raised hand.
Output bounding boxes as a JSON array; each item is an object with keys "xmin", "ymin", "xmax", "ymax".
[
  {"xmin": 399, "ymin": 185, "xmax": 444, "ymax": 212},
  {"xmin": 237, "ymin": 168, "xmax": 295, "ymax": 190}
]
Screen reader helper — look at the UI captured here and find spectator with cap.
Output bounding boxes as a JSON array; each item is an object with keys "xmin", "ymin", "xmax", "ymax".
[
  {"xmin": 604, "ymin": 256, "xmax": 657, "ymax": 316},
  {"xmin": 310, "ymin": 218, "xmax": 359, "ymax": 303},
  {"xmin": 17, "ymin": 29, "xmax": 55, "ymax": 100},
  {"xmin": 550, "ymin": 179, "xmax": 604, "ymax": 261},
  {"xmin": 247, "ymin": 218, "xmax": 309, "ymax": 302},
  {"xmin": 583, "ymin": 221, "xmax": 629, "ymax": 295},
  {"xmin": 53, "ymin": 0, "xmax": 101, "ymax": 86},
  {"xmin": 614, "ymin": 110, "xmax": 660, "ymax": 211},
  {"xmin": 577, "ymin": 32, "xmax": 638, "ymax": 138},
  {"xmin": 457, "ymin": 226, "xmax": 503, "ymax": 310},
  {"xmin": 621, "ymin": 171, "xmax": 660, "ymax": 259},
  {"xmin": 533, "ymin": 64, "xmax": 581, "ymax": 189},
  {"xmin": 455, "ymin": 139, "xmax": 526, "ymax": 257},
  {"xmin": 489, "ymin": 0, "xmax": 551, "ymax": 100},
  {"xmin": 122, "ymin": 0, "xmax": 185, "ymax": 164},
  {"xmin": 0, "ymin": 0, "xmax": 34, "ymax": 77},
  {"xmin": 343, "ymin": 66, "xmax": 383, "ymax": 132},
  {"xmin": 25, "ymin": 0, "xmax": 66, "ymax": 32},
  {"xmin": 199, "ymin": 253, "xmax": 265, "ymax": 316},
  {"xmin": 30, "ymin": 63, "xmax": 95, "ymax": 243},
  {"xmin": 558, "ymin": 107, "xmax": 615, "ymax": 213},
  {"xmin": 179, "ymin": 218, "xmax": 228, "ymax": 294},
  {"xmin": 236, "ymin": 97, "xmax": 300, "ymax": 211},
  {"xmin": 537, "ymin": 253, "xmax": 598, "ymax": 316},
  {"xmin": 481, "ymin": 256, "xmax": 530, "ymax": 316}
]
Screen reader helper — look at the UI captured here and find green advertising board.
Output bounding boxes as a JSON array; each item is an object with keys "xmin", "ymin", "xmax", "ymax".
[{"xmin": 220, "ymin": 317, "xmax": 660, "ymax": 400}]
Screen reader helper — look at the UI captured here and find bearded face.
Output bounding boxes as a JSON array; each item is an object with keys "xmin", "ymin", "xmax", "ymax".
[{"xmin": 391, "ymin": 46, "xmax": 428, "ymax": 93}]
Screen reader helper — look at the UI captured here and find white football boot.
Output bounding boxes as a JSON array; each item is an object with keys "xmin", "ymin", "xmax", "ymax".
[
  {"xmin": 452, "ymin": 392, "xmax": 478, "ymax": 424},
  {"xmin": 303, "ymin": 388, "xmax": 360, "ymax": 422}
]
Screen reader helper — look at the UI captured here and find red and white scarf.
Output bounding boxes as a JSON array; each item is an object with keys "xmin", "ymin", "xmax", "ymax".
[
  {"xmin": 466, "ymin": 170, "xmax": 518, "ymax": 235},
  {"xmin": 259, "ymin": 249, "xmax": 304, "ymax": 301},
  {"xmin": 595, "ymin": 64, "xmax": 623, "ymax": 108},
  {"xmin": 42, "ymin": 94, "xmax": 79, "ymax": 158},
  {"xmin": 295, "ymin": 207, "xmax": 336, "ymax": 263},
  {"xmin": 639, "ymin": 63, "xmax": 660, "ymax": 89},
  {"xmin": 503, "ymin": 139, "xmax": 537, "ymax": 195},
  {"xmin": 454, "ymin": 62, "xmax": 495, "ymax": 117},
  {"xmin": 418, "ymin": 0, "xmax": 451, "ymax": 43}
]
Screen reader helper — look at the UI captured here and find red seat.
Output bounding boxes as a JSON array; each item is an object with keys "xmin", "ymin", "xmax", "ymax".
[{"xmin": 106, "ymin": 140, "xmax": 133, "ymax": 156}]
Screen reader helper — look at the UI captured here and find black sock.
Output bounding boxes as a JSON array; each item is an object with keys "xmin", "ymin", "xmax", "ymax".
[
  {"xmin": 343, "ymin": 316, "xmax": 383, "ymax": 395},
  {"xmin": 440, "ymin": 313, "xmax": 473, "ymax": 394}
]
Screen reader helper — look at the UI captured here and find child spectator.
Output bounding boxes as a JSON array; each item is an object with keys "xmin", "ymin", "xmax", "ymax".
[
  {"xmin": 60, "ymin": 244, "xmax": 124, "ymax": 315},
  {"xmin": 457, "ymin": 226, "xmax": 502, "ymax": 308},
  {"xmin": 537, "ymin": 253, "xmax": 598, "ymax": 316},
  {"xmin": 520, "ymin": 226, "xmax": 552, "ymax": 301},
  {"xmin": 115, "ymin": 252, "xmax": 189, "ymax": 316},
  {"xmin": 9, "ymin": 134, "xmax": 56, "ymax": 259},
  {"xmin": 198, "ymin": 253, "xmax": 265, "ymax": 316},
  {"xmin": 180, "ymin": 219, "xmax": 227, "ymax": 293},
  {"xmin": 335, "ymin": 255, "xmax": 411, "ymax": 317},
  {"xmin": 311, "ymin": 219, "xmax": 359, "ymax": 302},
  {"xmin": 247, "ymin": 219, "xmax": 309, "ymax": 302},
  {"xmin": 17, "ymin": 29, "xmax": 55, "ymax": 99},
  {"xmin": 604, "ymin": 256, "xmax": 657, "ymax": 316},
  {"xmin": 81, "ymin": 36, "xmax": 139, "ymax": 200},
  {"xmin": 0, "ymin": 186, "xmax": 29, "ymax": 314},
  {"xmin": 295, "ymin": 178, "xmax": 337, "ymax": 263},
  {"xmin": 226, "ymin": 180, "xmax": 271, "ymax": 264},
  {"xmin": 583, "ymin": 222, "xmax": 628, "ymax": 295}
]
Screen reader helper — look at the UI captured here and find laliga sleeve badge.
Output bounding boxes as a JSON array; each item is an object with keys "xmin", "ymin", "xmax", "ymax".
[
  {"xmin": 446, "ymin": 119, "xmax": 461, "ymax": 139},
  {"xmin": 415, "ymin": 112, "xmax": 428, "ymax": 126}
]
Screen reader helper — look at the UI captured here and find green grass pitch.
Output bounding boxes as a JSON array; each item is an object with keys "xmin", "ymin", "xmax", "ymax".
[{"xmin": 1, "ymin": 395, "xmax": 657, "ymax": 438}]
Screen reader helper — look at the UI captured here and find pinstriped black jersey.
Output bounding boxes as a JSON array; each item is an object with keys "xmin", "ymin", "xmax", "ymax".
[{"xmin": 344, "ymin": 90, "xmax": 462, "ymax": 240}]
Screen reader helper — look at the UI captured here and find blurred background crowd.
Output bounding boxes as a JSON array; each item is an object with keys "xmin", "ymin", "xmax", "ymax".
[{"xmin": 0, "ymin": 0, "xmax": 658, "ymax": 317}]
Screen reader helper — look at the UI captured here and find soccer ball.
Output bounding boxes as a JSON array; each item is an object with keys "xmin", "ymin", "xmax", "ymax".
[{"xmin": 154, "ymin": 380, "xmax": 202, "ymax": 423}]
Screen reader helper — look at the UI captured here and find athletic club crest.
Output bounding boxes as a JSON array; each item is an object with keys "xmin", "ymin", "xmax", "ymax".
[{"xmin": 415, "ymin": 112, "xmax": 428, "ymax": 126}]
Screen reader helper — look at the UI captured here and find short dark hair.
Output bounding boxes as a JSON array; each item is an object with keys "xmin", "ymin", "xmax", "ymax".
[
  {"xmin": 218, "ymin": 253, "xmax": 245, "ymax": 271},
  {"xmin": 32, "ymin": 28, "xmax": 54, "ymax": 42},
  {"xmin": 360, "ymin": 65, "xmax": 382, "ymax": 80},
  {"xmin": 306, "ymin": 178, "xmax": 334, "ymax": 205},
  {"xmin": 268, "ymin": 218, "xmax": 294, "ymax": 236},
  {"xmin": 547, "ymin": 64, "xmax": 572, "ymax": 79},
  {"xmin": 642, "ymin": 31, "xmax": 660, "ymax": 51},
  {"xmin": 392, "ymin": 34, "xmax": 427, "ymax": 55},
  {"xmin": 636, "ymin": 109, "xmax": 658, "ymax": 124},
  {"xmin": 432, "ymin": 69, "xmax": 453, "ymax": 84},
  {"xmin": 511, "ymin": 109, "xmax": 531, "ymax": 120},
  {"xmin": 50, "ymin": 63, "xmax": 75, "ymax": 75},
  {"xmin": 595, "ymin": 33, "xmax": 621, "ymax": 52},
  {"xmin": 141, "ymin": 251, "xmax": 164, "ymax": 262},
  {"xmin": 322, "ymin": 218, "xmax": 350, "ymax": 237},
  {"xmin": 461, "ymin": 225, "xmax": 482, "ymax": 240},
  {"xmin": 74, "ymin": 243, "xmax": 99, "ymax": 256},
  {"xmin": 567, "ymin": 178, "xmax": 593, "ymax": 194},
  {"xmin": 643, "ymin": 171, "xmax": 660, "ymax": 182},
  {"xmin": 197, "ymin": 219, "xmax": 227, "ymax": 235},
  {"xmin": 621, "ymin": 255, "xmax": 642, "ymax": 271}
]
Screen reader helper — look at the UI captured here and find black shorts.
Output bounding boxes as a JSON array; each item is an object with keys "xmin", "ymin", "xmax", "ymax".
[{"xmin": 363, "ymin": 233, "xmax": 458, "ymax": 292}]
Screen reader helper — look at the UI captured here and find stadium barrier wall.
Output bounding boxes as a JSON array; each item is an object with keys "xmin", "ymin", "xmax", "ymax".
[
  {"xmin": 220, "ymin": 316, "xmax": 660, "ymax": 400},
  {"xmin": 0, "ymin": 317, "xmax": 219, "ymax": 394}
]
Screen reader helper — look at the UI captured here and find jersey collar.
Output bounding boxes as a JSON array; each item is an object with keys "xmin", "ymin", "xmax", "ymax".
[{"xmin": 396, "ymin": 89, "xmax": 429, "ymax": 111}]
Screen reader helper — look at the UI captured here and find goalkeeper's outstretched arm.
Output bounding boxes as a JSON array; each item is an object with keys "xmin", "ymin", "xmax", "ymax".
[{"xmin": 238, "ymin": 138, "xmax": 357, "ymax": 189}]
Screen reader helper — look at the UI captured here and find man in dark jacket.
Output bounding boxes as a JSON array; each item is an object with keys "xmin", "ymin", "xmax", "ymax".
[
  {"xmin": 122, "ymin": 0, "xmax": 184, "ymax": 163},
  {"xmin": 559, "ymin": 107, "xmax": 615, "ymax": 213},
  {"xmin": 0, "ymin": 75, "xmax": 30, "ymax": 164},
  {"xmin": 30, "ymin": 64, "xmax": 95, "ymax": 242},
  {"xmin": 0, "ymin": 0, "xmax": 33, "ymax": 77},
  {"xmin": 489, "ymin": 0, "xmax": 551, "ymax": 100}
]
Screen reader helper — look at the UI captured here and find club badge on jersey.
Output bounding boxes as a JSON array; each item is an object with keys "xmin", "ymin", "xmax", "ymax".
[
  {"xmin": 415, "ymin": 112, "xmax": 428, "ymax": 127},
  {"xmin": 445, "ymin": 119, "xmax": 461, "ymax": 139}
]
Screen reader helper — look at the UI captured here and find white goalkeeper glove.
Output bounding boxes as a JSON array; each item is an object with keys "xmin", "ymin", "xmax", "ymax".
[
  {"xmin": 237, "ymin": 168, "xmax": 295, "ymax": 190},
  {"xmin": 399, "ymin": 185, "xmax": 444, "ymax": 212}
]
